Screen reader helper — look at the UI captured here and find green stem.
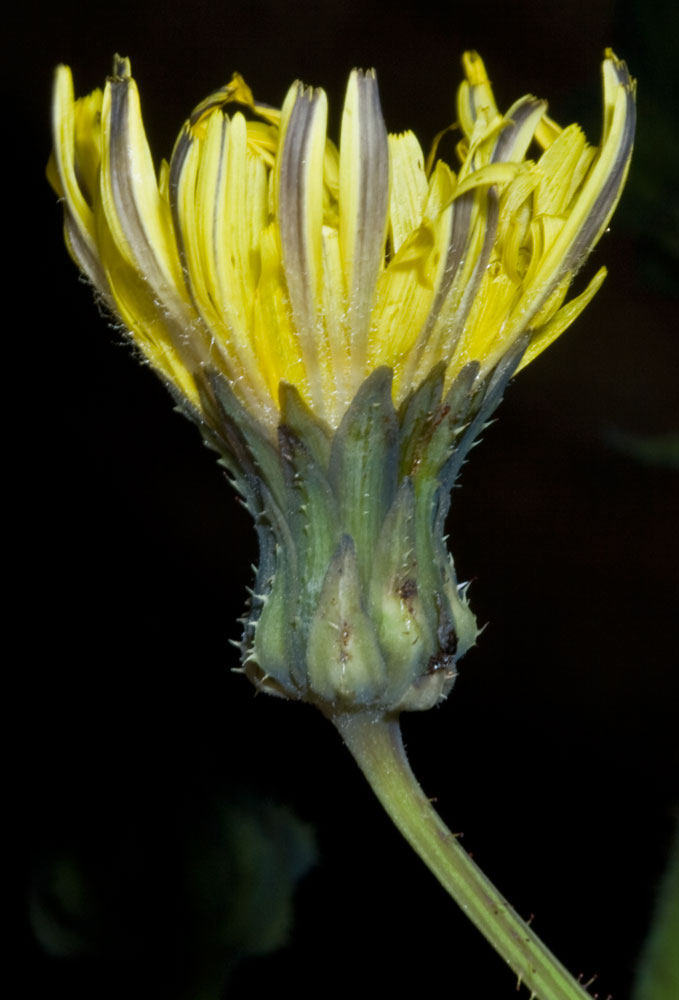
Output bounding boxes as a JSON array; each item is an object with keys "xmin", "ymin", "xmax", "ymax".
[{"xmin": 330, "ymin": 710, "xmax": 592, "ymax": 1000}]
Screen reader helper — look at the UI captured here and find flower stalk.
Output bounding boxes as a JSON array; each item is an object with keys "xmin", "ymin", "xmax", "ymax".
[{"xmin": 332, "ymin": 710, "xmax": 592, "ymax": 1000}]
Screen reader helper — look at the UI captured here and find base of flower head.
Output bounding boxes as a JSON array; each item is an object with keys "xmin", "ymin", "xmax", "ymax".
[{"xmin": 194, "ymin": 340, "xmax": 527, "ymax": 715}]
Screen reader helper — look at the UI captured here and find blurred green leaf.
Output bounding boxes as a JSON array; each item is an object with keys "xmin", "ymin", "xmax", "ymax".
[{"xmin": 633, "ymin": 827, "xmax": 679, "ymax": 1000}]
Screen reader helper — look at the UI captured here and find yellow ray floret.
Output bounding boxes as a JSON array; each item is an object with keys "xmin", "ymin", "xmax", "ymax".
[{"xmin": 48, "ymin": 50, "xmax": 635, "ymax": 432}]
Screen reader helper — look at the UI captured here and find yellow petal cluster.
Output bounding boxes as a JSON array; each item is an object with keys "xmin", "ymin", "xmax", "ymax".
[{"xmin": 48, "ymin": 52, "xmax": 635, "ymax": 432}]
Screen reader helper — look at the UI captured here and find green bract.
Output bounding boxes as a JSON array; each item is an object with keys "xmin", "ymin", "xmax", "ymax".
[{"xmin": 196, "ymin": 342, "xmax": 525, "ymax": 711}]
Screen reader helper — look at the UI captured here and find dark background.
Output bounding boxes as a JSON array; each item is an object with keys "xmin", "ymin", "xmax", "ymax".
[{"xmin": 12, "ymin": 0, "xmax": 678, "ymax": 997}]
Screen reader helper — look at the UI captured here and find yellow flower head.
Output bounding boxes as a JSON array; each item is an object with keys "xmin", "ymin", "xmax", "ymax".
[
  {"xmin": 48, "ymin": 52, "xmax": 635, "ymax": 435},
  {"xmin": 48, "ymin": 52, "xmax": 637, "ymax": 714}
]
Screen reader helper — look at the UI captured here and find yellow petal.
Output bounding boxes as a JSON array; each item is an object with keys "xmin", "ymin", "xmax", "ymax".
[
  {"xmin": 457, "ymin": 51, "xmax": 499, "ymax": 140},
  {"xmin": 169, "ymin": 112, "xmax": 271, "ymax": 412},
  {"xmin": 253, "ymin": 224, "xmax": 307, "ymax": 411},
  {"xmin": 519, "ymin": 267, "xmax": 607, "ymax": 368},
  {"xmin": 100, "ymin": 57, "xmax": 188, "ymax": 310},
  {"xmin": 533, "ymin": 113, "xmax": 562, "ymax": 150},
  {"xmin": 499, "ymin": 52, "xmax": 635, "ymax": 349},
  {"xmin": 388, "ymin": 132, "xmax": 428, "ymax": 253},
  {"xmin": 339, "ymin": 69, "xmax": 390, "ymax": 379},
  {"xmin": 371, "ymin": 221, "xmax": 440, "ymax": 379},
  {"xmin": 321, "ymin": 225, "xmax": 351, "ymax": 420},
  {"xmin": 49, "ymin": 66, "xmax": 111, "ymax": 296},
  {"xmin": 534, "ymin": 124, "xmax": 594, "ymax": 217},
  {"xmin": 492, "ymin": 96, "xmax": 547, "ymax": 163},
  {"xmin": 276, "ymin": 82, "xmax": 329, "ymax": 414},
  {"xmin": 94, "ymin": 193, "xmax": 201, "ymax": 407},
  {"xmin": 189, "ymin": 72, "xmax": 281, "ymax": 132}
]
